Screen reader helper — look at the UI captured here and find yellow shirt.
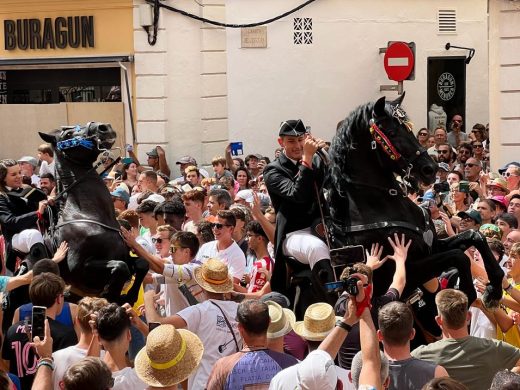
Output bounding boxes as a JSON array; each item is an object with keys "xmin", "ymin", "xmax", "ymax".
[
  {"xmin": 121, "ymin": 275, "xmax": 145, "ymax": 312},
  {"xmin": 497, "ymin": 282, "xmax": 520, "ymax": 347}
]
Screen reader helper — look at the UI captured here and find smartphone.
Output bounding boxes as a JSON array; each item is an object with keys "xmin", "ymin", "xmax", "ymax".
[
  {"xmin": 148, "ymin": 322, "xmax": 161, "ymax": 332},
  {"xmin": 230, "ymin": 142, "xmax": 243, "ymax": 156},
  {"xmin": 31, "ymin": 306, "xmax": 46, "ymax": 340}
]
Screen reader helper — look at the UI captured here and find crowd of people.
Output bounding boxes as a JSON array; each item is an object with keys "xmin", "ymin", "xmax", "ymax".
[{"xmin": 0, "ymin": 113, "xmax": 519, "ymax": 390}]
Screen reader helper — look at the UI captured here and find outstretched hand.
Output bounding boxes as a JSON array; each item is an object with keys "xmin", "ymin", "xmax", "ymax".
[
  {"xmin": 385, "ymin": 233, "xmax": 411, "ymax": 264},
  {"xmin": 52, "ymin": 241, "xmax": 69, "ymax": 263},
  {"xmin": 365, "ymin": 243, "xmax": 386, "ymax": 270},
  {"xmin": 120, "ymin": 227, "xmax": 137, "ymax": 248}
]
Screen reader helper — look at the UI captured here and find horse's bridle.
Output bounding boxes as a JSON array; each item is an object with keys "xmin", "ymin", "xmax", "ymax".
[{"xmin": 368, "ymin": 105, "xmax": 430, "ymax": 195}]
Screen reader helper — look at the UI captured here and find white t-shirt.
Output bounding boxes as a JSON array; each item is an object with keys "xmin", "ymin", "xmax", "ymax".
[
  {"xmin": 112, "ymin": 367, "xmax": 147, "ymax": 390},
  {"xmin": 39, "ymin": 160, "xmax": 55, "ymax": 176},
  {"xmin": 52, "ymin": 345, "xmax": 86, "ymax": 389},
  {"xmin": 153, "ymin": 261, "xmax": 204, "ymax": 316},
  {"xmin": 177, "ymin": 299, "xmax": 242, "ymax": 390},
  {"xmin": 196, "ymin": 240, "xmax": 246, "ymax": 280},
  {"xmin": 269, "ymin": 353, "xmax": 354, "ymax": 390}
]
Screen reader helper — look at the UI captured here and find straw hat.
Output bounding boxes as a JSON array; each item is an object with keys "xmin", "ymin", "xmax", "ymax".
[
  {"xmin": 487, "ymin": 177, "xmax": 510, "ymax": 194},
  {"xmin": 135, "ymin": 324, "xmax": 203, "ymax": 387},
  {"xmin": 266, "ymin": 301, "xmax": 296, "ymax": 339},
  {"xmin": 293, "ymin": 303, "xmax": 342, "ymax": 341},
  {"xmin": 193, "ymin": 258, "xmax": 234, "ymax": 293}
]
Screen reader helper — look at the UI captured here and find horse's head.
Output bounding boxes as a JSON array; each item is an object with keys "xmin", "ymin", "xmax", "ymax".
[
  {"xmin": 370, "ymin": 93, "xmax": 437, "ymax": 185},
  {"xmin": 39, "ymin": 122, "xmax": 116, "ymax": 166}
]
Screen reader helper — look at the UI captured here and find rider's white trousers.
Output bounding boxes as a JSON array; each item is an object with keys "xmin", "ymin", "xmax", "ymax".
[{"xmin": 283, "ymin": 227, "xmax": 330, "ymax": 269}]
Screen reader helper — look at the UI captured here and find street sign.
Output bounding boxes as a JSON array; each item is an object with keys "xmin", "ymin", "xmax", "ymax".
[{"xmin": 384, "ymin": 42, "xmax": 414, "ymax": 81}]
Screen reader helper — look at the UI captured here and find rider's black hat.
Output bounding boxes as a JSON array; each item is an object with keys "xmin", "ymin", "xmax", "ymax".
[{"xmin": 278, "ymin": 120, "xmax": 307, "ymax": 137}]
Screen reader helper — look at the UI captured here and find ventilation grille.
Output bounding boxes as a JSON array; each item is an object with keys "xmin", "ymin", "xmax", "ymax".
[{"xmin": 438, "ymin": 9, "xmax": 457, "ymax": 34}]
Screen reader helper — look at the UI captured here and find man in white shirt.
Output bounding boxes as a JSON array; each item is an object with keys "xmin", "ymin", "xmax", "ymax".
[
  {"xmin": 52, "ymin": 297, "xmax": 108, "ymax": 389},
  {"xmin": 196, "ymin": 210, "xmax": 246, "ymax": 283},
  {"xmin": 143, "ymin": 258, "xmax": 242, "ymax": 390},
  {"xmin": 96, "ymin": 303, "xmax": 147, "ymax": 390}
]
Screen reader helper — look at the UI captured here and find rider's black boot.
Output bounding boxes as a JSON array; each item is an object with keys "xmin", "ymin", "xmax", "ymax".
[{"xmin": 311, "ymin": 259, "xmax": 337, "ymax": 305}]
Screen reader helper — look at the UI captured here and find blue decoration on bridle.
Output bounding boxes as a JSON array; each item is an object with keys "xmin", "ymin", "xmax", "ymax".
[{"xmin": 56, "ymin": 137, "xmax": 95, "ymax": 151}]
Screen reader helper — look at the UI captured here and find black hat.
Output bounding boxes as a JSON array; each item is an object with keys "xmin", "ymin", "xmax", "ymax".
[{"xmin": 278, "ymin": 119, "xmax": 307, "ymax": 137}]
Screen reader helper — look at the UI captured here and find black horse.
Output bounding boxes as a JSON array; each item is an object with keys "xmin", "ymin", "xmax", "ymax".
[
  {"xmin": 325, "ymin": 94, "xmax": 503, "ymax": 337},
  {"xmin": 39, "ymin": 122, "xmax": 147, "ymax": 304}
]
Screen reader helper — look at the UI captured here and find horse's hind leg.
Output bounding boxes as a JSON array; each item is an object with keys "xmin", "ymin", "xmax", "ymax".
[
  {"xmin": 408, "ymin": 249, "xmax": 476, "ymax": 305},
  {"xmin": 84, "ymin": 259, "xmax": 131, "ymax": 303},
  {"xmin": 438, "ymin": 230, "xmax": 504, "ymax": 308}
]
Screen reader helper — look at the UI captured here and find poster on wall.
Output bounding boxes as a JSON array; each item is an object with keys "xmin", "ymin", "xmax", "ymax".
[
  {"xmin": 0, "ymin": 72, "xmax": 6, "ymax": 104},
  {"xmin": 427, "ymin": 56, "xmax": 466, "ymax": 132}
]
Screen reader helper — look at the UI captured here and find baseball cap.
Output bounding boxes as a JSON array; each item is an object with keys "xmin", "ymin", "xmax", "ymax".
[
  {"xmin": 295, "ymin": 350, "xmax": 338, "ymax": 390},
  {"xmin": 147, "ymin": 194, "xmax": 166, "ymax": 204},
  {"xmin": 146, "ymin": 148, "xmax": 159, "ymax": 158},
  {"xmin": 278, "ymin": 119, "xmax": 307, "ymax": 137},
  {"xmin": 490, "ymin": 195, "xmax": 509, "ymax": 209},
  {"xmin": 234, "ymin": 189, "xmax": 254, "ymax": 203},
  {"xmin": 498, "ymin": 161, "xmax": 520, "ymax": 175},
  {"xmin": 110, "ymin": 187, "xmax": 130, "ymax": 203},
  {"xmin": 176, "ymin": 155, "xmax": 197, "ymax": 165},
  {"xmin": 437, "ymin": 162, "xmax": 450, "ymax": 172},
  {"xmin": 18, "ymin": 156, "xmax": 38, "ymax": 167},
  {"xmin": 457, "ymin": 209, "xmax": 482, "ymax": 225}
]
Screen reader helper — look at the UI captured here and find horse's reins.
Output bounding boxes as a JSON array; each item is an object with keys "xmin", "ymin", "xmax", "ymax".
[{"xmin": 53, "ymin": 156, "xmax": 121, "ymax": 203}]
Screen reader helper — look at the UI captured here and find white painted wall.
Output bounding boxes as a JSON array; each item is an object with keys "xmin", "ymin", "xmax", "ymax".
[{"xmin": 225, "ymin": 0, "xmax": 490, "ymax": 159}]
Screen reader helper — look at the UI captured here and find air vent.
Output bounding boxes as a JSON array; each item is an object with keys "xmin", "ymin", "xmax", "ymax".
[{"xmin": 438, "ymin": 9, "xmax": 456, "ymax": 34}]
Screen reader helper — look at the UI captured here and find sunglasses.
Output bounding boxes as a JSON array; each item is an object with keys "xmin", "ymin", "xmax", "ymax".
[
  {"xmin": 465, "ymin": 163, "xmax": 479, "ymax": 168},
  {"xmin": 459, "ymin": 150, "xmax": 471, "ymax": 155},
  {"xmin": 437, "ymin": 150, "xmax": 450, "ymax": 154},
  {"xmin": 152, "ymin": 237, "xmax": 169, "ymax": 244},
  {"xmin": 211, "ymin": 223, "xmax": 232, "ymax": 229},
  {"xmin": 503, "ymin": 172, "xmax": 519, "ymax": 178},
  {"xmin": 472, "ymin": 144, "xmax": 483, "ymax": 148},
  {"xmin": 418, "ymin": 132, "xmax": 428, "ymax": 136},
  {"xmin": 170, "ymin": 245, "xmax": 184, "ymax": 253}
]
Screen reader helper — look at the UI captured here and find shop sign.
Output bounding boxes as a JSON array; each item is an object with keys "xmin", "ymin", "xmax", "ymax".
[{"xmin": 4, "ymin": 16, "xmax": 94, "ymax": 51}]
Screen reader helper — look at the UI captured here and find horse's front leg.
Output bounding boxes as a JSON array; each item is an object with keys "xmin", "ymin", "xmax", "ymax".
[
  {"xmin": 84, "ymin": 259, "xmax": 131, "ymax": 303},
  {"xmin": 437, "ymin": 230, "xmax": 504, "ymax": 308},
  {"xmin": 117, "ymin": 257, "xmax": 149, "ymax": 306}
]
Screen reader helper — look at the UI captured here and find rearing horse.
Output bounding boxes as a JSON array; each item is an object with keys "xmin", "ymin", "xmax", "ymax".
[
  {"xmin": 325, "ymin": 94, "xmax": 503, "ymax": 334},
  {"xmin": 39, "ymin": 123, "xmax": 147, "ymax": 304}
]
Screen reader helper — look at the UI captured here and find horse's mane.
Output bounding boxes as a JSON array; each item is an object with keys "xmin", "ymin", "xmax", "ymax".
[{"xmin": 329, "ymin": 101, "xmax": 374, "ymax": 193}]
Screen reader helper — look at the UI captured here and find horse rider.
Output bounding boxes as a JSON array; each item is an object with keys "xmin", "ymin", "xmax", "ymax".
[
  {"xmin": 263, "ymin": 119, "xmax": 334, "ymax": 302},
  {"xmin": 0, "ymin": 159, "xmax": 49, "ymax": 273}
]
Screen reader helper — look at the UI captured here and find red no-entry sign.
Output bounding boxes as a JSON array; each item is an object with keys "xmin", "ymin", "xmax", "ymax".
[{"xmin": 384, "ymin": 42, "xmax": 414, "ymax": 82}]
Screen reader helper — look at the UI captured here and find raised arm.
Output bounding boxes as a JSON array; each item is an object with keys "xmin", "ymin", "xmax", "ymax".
[
  {"xmin": 387, "ymin": 233, "xmax": 411, "ymax": 296},
  {"xmin": 359, "ymin": 307, "xmax": 382, "ymax": 389}
]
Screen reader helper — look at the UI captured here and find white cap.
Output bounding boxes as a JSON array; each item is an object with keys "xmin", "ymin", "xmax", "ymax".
[{"xmin": 296, "ymin": 350, "xmax": 338, "ymax": 390}]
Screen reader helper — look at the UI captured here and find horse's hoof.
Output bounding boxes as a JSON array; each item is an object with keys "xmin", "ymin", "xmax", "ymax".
[{"xmin": 482, "ymin": 285, "xmax": 502, "ymax": 309}]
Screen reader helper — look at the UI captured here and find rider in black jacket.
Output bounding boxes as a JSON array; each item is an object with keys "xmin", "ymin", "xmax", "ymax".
[
  {"xmin": 264, "ymin": 120, "xmax": 334, "ymax": 304},
  {"xmin": 0, "ymin": 159, "xmax": 48, "ymax": 273}
]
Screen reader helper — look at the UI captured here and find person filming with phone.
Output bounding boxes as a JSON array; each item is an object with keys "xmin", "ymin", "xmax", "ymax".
[
  {"xmin": 1, "ymin": 273, "xmax": 77, "ymax": 389},
  {"xmin": 263, "ymin": 119, "xmax": 334, "ymax": 304}
]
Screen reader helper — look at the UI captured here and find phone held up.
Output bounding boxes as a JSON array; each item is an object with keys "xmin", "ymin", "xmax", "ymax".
[
  {"xmin": 230, "ymin": 142, "xmax": 243, "ymax": 156},
  {"xmin": 32, "ymin": 306, "xmax": 46, "ymax": 340}
]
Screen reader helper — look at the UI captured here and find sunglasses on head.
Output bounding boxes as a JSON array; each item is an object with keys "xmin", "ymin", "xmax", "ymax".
[{"xmin": 211, "ymin": 222, "xmax": 232, "ymax": 229}]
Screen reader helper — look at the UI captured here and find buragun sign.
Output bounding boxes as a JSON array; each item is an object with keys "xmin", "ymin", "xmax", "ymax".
[{"xmin": 3, "ymin": 16, "xmax": 94, "ymax": 50}]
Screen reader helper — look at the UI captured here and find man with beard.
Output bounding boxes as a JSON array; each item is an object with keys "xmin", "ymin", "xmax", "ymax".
[
  {"xmin": 436, "ymin": 143, "xmax": 454, "ymax": 167},
  {"xmin": 39, "ymin": 173, "xmax": 55, "ymax": 196},
  {"xmin": 456, "ymin": 143, "xmax": 473, "ymax": 166}
]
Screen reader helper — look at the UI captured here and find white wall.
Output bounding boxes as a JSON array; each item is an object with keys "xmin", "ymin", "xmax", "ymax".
[{"xmin": 225, "ymin": 0, "xmax": 490, "ymax": 159}]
